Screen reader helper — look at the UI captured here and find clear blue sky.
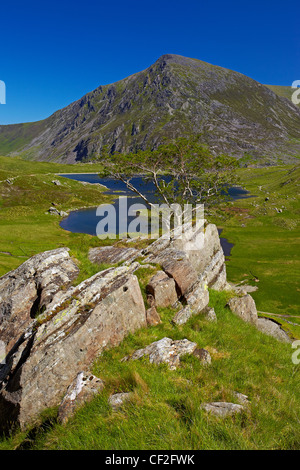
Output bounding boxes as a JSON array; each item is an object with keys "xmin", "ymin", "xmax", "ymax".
[{"xmin": 0, "ymin": 0, "xmax": 299, "ymax": 124}]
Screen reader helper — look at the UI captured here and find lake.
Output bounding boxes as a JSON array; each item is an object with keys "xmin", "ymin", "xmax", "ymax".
[{"xmin": 59, "ymin": 174, "xmax": 250, "ymax": 256}]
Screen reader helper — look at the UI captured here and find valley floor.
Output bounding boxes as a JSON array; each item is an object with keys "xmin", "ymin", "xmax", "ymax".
[{"xmin": 0, "ymin": 156, "xmax": 299, "ymax": 450}]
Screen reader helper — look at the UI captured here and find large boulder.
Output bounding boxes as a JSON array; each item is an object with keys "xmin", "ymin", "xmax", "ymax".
[
  {"xmin": 146, "ymin": 271, "xmax": 178, "ymax": 307},
  {"xmin": 256, "ymin": 318, "xmax": 292, "ymax": 343},
  {"xmin": 143, "ymin": 223, "xmax": 228, "ymax": 291},
  {"xmin": 0, "ymin": 264, "xmax": 146, "ymax": 432},
  {"xmin": 227, "ymin": 294, "xmax": 258, "ymax": 324},
  {"xmin": 0, "ymin": 248, "xmax": 79, "ymax": 352}
]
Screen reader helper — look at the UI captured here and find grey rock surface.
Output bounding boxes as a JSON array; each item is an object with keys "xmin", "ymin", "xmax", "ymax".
[
  {"xmin": 0, "ymin": 265, "xmax": 146, "ymax": 431},
  {"xmin": 88, "ymin": 246, "xmax": 139, "ymax": 265},
  {"xmin": 146, "ymin": 271, "xmax": 178, "ymax": 308},
  {"xmin": 58, "ymin": 372, "xmax": 105, "ymax": 424},
  {"xmin": 108, "ymin": 392, "xmax": 132, "ymax": 410},
  {"xmin": 0, "ymin": 248, "xmax": 79, "ymax": 352},
  {"xmin": 227, "ymin": 294, "xmax": 258, "ymax": 324},
  {"xmin": 256, "ymin": 318, "xmax": 292, "ymax": 343},
  {"xmin": 122, "ymin": 337, "xmax": 209, "ymax": 370},
  {"xmin": 201, "ymin": 402, "xmax": 244, "ymax": 417}
]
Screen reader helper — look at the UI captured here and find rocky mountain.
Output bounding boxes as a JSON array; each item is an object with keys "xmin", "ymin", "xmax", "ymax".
[{"xmin": 0, "ymin": 54, "xmax": 300, "ymax": 163}]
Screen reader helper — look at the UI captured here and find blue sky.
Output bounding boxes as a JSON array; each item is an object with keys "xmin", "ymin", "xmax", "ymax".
[{"xmin": 0, "ymin": 0, "xmax": 299, "ymax": 124}]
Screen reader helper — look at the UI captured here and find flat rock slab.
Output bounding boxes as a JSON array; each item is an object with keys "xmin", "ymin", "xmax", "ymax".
[
  {"xmin": 232, "ymin": 284, "xmax": 258, "ymax": 295},
  {"xmin": 256, "ymin": 318, "xmax": 292, "ymax": 343},
  {"xmin": 122, "ymin": 337, "xmax": 211, "ymax": 370},
  {"xmin": 58, "ymin": 372, "xmax": 105, "ymax": 424},
  {"xmin": 88, "ymin": 246, "xmax": 139, "ymax": 265},
  {"xmin": 201, "ymin": 402, "xmax": 244, "ymax": 417}
]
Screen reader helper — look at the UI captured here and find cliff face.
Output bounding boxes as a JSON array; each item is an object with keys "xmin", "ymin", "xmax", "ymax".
[{"xmin": 1, "ymin": 54, "xmax": 300, "ymax": 163}]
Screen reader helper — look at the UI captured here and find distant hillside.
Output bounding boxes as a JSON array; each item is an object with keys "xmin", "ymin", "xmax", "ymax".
[
  {"xmin": 265, "ymin": 84, "xmax": 300, "ymax": 106},
  {"xmin": 0, "ymin": 54, "xmax": 300, "ymax": 163}
]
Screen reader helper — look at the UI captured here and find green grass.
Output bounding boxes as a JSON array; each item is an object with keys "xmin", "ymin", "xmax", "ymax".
[
  {"xmin": 0, "ymin": 155, "xmax": 111, "ymax": 278},
  {"xmin": 210, "ymin": 164, "xmax": 300, "ymax": 337},
  {"xmin": 1, "ymin": 290, "xmax": 298, "ymax": 450}
]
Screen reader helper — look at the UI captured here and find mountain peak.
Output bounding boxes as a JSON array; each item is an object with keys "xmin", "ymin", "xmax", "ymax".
[{"xmin": 0, "ymin": 55, "xmax": 299, "ymax": 163}]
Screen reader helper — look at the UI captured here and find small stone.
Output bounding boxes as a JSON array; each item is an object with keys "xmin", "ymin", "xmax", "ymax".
[
  {"xmin": 109, "ymin": 392, "xmax": 132, "ymax": 410},
  {"xmin": 192, "ymin": 348, "xmax": 212, "ymax": 364},
  {"xmin": 146, "ymin": 306, "xmax": 161, "ymax": 326},
  {"xmin": 205, "ymin": 307, "xmax": 217, "ymax": 322},
  {"xmin": 233, "ymin": 391, "xmax": 249, "ymax": 405},
  {"xmin": 58, "ymin": 372, "xmax": 105, "ymax": 424},
  {"xmin": 201, "ymin": 402, "xmax": 244, "ymax": 417}
]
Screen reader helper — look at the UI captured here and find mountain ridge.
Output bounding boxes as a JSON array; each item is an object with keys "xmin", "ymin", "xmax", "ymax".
[{"xmin": 0, "ymin": 54, "xmax": 300, "ymax": 163}]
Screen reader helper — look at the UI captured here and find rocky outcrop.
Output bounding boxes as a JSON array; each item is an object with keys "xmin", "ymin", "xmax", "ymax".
[
  {"xmin": 0, "ymin": 264, "xmax": 146, "ymax": 431},
  {"xmin": 0, "ymin": 248, "xmax": 79, "ymax": 352},
  {"xmin": 121, "ymin": 337, "xmax": 211, "ymax": 370},
  {"xmin": 143, "ymin": 223, "xmax": 228, "ymax": 292},
  {"xmin": 0, "ymin": 222, "xmax": 228, "ymax": 431}
]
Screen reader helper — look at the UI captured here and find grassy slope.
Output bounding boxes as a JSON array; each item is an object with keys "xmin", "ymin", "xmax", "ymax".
[
  {"xmin": 265, "ymin": 85, "xmax": 300, "ymax": 107},
  {"xmin": 211, "ymin": 165, "xmax": 300, "ymax": 338},
  {"xmin": 1, "ymin": 289, "xmax": 299, "ymax": 450},
  {"xmin": 0, "ymin": 155, "xmax": 112, "ymax": 280}
]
